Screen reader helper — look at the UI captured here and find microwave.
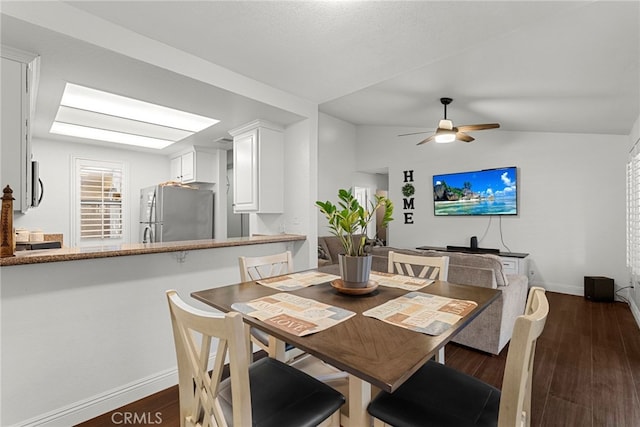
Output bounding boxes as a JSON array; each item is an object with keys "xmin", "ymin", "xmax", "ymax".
[{"xmin": 31, "ymin": 160, "xmax": 43, "ymax": 207}]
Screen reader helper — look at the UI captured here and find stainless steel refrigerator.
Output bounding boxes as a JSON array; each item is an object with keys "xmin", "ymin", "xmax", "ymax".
[{"xmin": 139, "ymin": 185, "xmax": 214, "ymax": 243}]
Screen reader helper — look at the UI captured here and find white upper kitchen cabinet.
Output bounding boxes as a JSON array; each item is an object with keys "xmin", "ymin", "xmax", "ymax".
[
  {"xmin": 1, "ymin": 46, "xmax": 39, "ymax": 212},
  {"xmin": 229, "ymin": 120, "xmax": 283, "ymax": 213},
  {"xmin": 169, "ymin": 147, "xmax": 217, "ymax": 184}
]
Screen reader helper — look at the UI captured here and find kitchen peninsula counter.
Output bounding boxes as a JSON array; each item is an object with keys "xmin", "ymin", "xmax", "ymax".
[{"xmin": 0, "ymin": 234, "xmax": 306, "ymax": 266}]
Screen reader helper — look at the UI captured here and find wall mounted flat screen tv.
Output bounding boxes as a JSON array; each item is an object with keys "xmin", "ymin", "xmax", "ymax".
[{"xmin": 433, "ymin": 166, "xmax": 518, "ymax": 216}]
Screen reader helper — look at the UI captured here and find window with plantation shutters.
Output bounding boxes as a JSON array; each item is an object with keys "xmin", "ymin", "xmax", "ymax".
[
  {"xmin": 628, "ymin": 143, "xmax": 640, "ymax": 284},
  {"xmin": 73, "ymin": 158, "xmax": 128, "ymax": 246}
]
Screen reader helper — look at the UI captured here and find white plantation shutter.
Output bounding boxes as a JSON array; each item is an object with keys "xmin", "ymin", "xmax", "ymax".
[
  {"xmin": 627, "ymin": 143, "xmax": 640, "ymax": 281},
  {"xmin": 73, "ymin": 158, "xmax": 127, "ymax": 246},
  {"xmin": 80, "ymin": 165, "xmax": 123, "ymax": 239}
]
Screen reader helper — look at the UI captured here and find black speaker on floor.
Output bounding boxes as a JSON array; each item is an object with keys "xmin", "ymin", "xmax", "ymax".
[{"xmin": 584, "ymin": 276, "xmax": 614, "ymax": 302}]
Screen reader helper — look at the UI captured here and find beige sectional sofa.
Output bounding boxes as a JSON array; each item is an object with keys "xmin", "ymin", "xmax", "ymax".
[{"xmin": 368, "ymin": 246, "xmax": 529, "ymax": 355}]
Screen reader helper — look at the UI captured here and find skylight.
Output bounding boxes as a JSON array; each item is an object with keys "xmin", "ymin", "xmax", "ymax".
[{"xmin": 50, "ymin": 83, "xmax": 219, "ymax": 149}]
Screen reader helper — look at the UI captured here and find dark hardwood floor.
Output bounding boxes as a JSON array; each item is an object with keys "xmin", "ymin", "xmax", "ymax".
[{"xmin": 77, "ymin": 292, "xmax": 640, "ymax": 427}]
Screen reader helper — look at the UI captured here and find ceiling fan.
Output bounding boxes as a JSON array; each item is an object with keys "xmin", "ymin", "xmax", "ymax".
[{"xmin": 400, "ymin": 97, "xmax": 500, "ymax": 145}]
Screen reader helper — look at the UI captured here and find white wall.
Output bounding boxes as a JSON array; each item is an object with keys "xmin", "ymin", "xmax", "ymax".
[
  {"xmin": 629, "ymin": 115, "xmax": 640, "ymax": 323},
  {"xmin": 353, "ymin": 126, "xmax": 628, "ymax": 297},
  {"xmin": 14, "ymin": 137, "xmax": 169, "ymax": 245},
  {"xmin": 317, "ymin": 112, "xmax": 357, "ymax": 203},
  {"xmin": 283, "ymin": 119, "xmax": 318, "ymax": 268},
  {"xmin": 317, "ymin": 112, "xmax": 357, "ymax": 237},
  {"xmin": 317, "ymin": 112, "xmax": 385, "ymax": 238}
]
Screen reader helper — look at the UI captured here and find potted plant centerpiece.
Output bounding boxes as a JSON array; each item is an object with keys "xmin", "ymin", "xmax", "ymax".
[{"xmin": 316, "ymin": 188, "xmax": 393, "ymax": 288}]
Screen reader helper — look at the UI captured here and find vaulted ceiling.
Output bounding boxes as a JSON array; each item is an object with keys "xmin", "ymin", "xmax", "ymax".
[{"xmin": 2, "ymin": 1, "xmax": 638, "ymax": 153}]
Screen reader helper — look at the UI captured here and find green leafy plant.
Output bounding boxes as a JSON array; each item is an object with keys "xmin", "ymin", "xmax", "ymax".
[{"xmin": 316, "ymin": 188, "xmax": 394, "ymax": 257}]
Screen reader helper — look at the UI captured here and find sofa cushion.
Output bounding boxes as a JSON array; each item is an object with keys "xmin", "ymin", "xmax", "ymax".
[
  {"xmin": 323, "ymin": 236, "xmax": 345, "ymax": 263},
  {"xmin": 318, "ymin": 239, "xmax": 331, "ymax": 262},
  {"xmin": 506, "ymin": 273, "xmax": 528, "ymax": 290},
  {"xmin": 448, "ymin": 265, "xmax": 497, "ymax": 289},
  {"xmin": 319, "ymin": 234, "xmax": 366, "ymax": 264},
  {"xmin": 369, "ymin": 246, "xmax": 422, "ymax": 258},
  {"xmin": 422, "ymin": 250, "xmax": 508, "ymax": 287}
]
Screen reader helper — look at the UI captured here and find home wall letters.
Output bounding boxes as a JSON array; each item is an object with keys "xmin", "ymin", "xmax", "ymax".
[{"xmin": 402, "ymin": 170, "xmax": 415, "ymax": 225}]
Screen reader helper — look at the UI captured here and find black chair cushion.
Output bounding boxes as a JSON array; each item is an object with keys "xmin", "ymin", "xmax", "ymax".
[
  {"xmin": 219, "ymin": 357, "xmax": 345, "ymax": 427},
  {"xmin": 250, "ymin": 327, "xmax": 296, "ymax": 352},
  {"xmin": 368, "ymin": 360, "xmax": 500, "ymax": 427}
]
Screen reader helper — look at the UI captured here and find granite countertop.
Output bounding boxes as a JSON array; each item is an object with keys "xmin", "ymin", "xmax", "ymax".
[{"xmin": 0, "ymin": 234, "xmax": 306, "ymax": 266}]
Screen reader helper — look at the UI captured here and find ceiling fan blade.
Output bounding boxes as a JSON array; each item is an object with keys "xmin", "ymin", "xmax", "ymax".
[
  {"xmin": 398, "ymin": 131, "xmax": 429, "ymax": 137},
  {"xmin": 456, "ymin": 132, "xmax": 475, "ymax": 143},
  {"xmin": 457, "ymin": 123, "xmax": 500, "ymax": 132},
  {"xmin": 417, "ymin": 134, "xmax": 436, "ymax": 145}
]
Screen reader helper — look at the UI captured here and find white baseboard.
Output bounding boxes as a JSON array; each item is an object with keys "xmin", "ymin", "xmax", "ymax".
[
  {"xmin": 534, "ymin": 281, "xmax": 583, "ymax": 297},
  {"xmin": 12, "ymin": 369, "xmax": 178, "ymax": 427}
]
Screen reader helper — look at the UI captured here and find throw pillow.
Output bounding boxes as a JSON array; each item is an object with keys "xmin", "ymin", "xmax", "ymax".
[{"xmin": 318, "ymin": 244, "xmax": 330, "ymax": 260}]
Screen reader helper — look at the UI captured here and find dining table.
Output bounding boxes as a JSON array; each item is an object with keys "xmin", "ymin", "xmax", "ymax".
[{"xmin": 191, "ymin": 269, "xmax": 501, "ymax": 427}]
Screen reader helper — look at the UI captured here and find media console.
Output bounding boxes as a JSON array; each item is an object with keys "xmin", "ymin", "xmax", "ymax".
[
  {"xmin": 416, "ymin": 245, "xmax": 529, "ymax": 276},
  {"xmin": 445, "ymin": 245, "xmax": 500, "ymax": 254}
]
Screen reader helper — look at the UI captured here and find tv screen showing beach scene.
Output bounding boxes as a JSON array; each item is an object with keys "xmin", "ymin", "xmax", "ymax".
[{"xmin": 433, "ymin": 167, "xmax": 518, "ymax": 216}]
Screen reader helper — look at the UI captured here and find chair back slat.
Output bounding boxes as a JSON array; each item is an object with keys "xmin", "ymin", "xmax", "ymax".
[
  {"xmin": 388, "ymin": 251, "xmax": 450, "ymax": 281},
  {"xmin": 498, "ymin": 287, "xmax": 549, "ymax": 427},
  {"xmin": 239, "ymin": 251, "xmax": 293, "ymax": 282}
]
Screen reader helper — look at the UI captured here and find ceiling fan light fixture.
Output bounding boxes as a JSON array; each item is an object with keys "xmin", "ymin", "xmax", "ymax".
[
  {"xmin": 400, "ymin": 97, "xmax": 500, "ymax": 145},
  {"xmin": 434, "ymin": 130, "xmax": 456, "ymax": 143}
]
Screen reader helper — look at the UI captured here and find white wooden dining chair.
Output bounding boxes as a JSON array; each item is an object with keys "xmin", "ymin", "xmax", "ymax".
[
  {"xmin": 239, "ymin": 251, "xmax": 293, "ymax": 282},
  {"xmin": 367, "ymin": 287, "xmax": 549, "ymax": 427},
  {"xmin": 238, "ymin": 251, "xmax": 303, "ymax": 361},
  {"xmin": 238, "ymin": 251, "xmax": 349, "ymax": 384},
  {"xmin": 388, "ymin": 251, "xmax": 450, "ymax": 281},
  {"xmin": 388, "ymin": 251, "xmax": 450, "ymax": 362},
  {"xmin": 166, "ymin": 290, "xmax": 344, "ymax": 427}
]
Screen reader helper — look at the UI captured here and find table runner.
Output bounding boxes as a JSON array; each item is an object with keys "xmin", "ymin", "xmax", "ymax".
[
  {"xmin": 369, "ymin": 272, "xmax": 434, "ymax": 290},
  {"xmin": 363, "ymin": 291, "xmax": 478, "ymax": 336},
  {"xmin": 231, "ymin": 293, "xmax": 355, "ymax": 336},
  {"xmin": 256, "ymin": 271, "xmax": 340, "ymax": 291}
]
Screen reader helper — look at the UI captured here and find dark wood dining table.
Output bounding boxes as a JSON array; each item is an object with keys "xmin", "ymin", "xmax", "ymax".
[{"xmin": 192, "ymin": 270, "xmax": 501, "ymax": 427}]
